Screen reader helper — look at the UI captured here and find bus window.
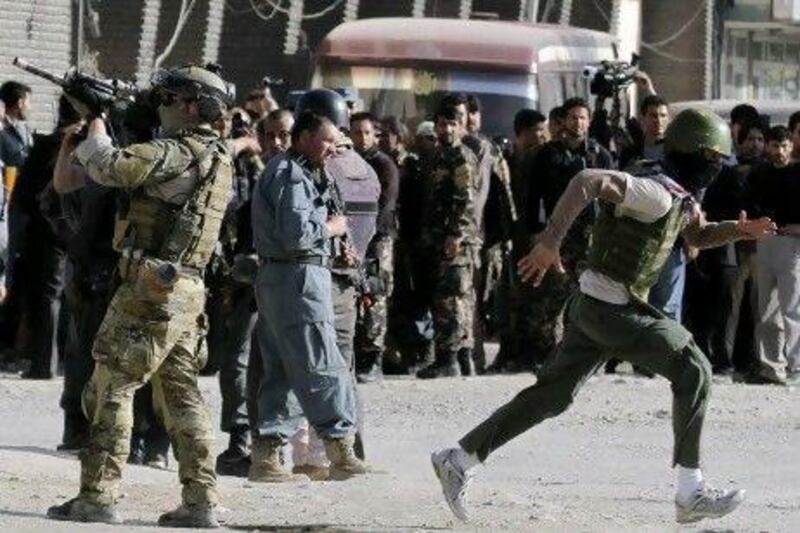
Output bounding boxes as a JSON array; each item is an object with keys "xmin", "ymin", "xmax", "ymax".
[{"xmin": 315, "ymin": 64, "xmax": 538, "ymax": 137}]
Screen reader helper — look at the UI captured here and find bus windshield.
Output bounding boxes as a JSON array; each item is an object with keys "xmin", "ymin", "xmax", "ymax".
[{"xmin": 315, "ymin": 64, "xmax": 538, "ymax": 137}]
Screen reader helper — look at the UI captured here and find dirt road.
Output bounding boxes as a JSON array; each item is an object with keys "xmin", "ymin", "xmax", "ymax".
[{"xmin": 0, "ymin": 370, "xmax": 797, "ymax": 531}]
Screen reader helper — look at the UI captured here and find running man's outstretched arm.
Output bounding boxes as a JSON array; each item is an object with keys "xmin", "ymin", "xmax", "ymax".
[{"xmin": 518, "ymin": 169, "xmax": 629, "ymax": 285}]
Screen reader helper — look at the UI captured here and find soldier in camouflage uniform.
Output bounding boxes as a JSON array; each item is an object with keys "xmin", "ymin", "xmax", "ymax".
[
  {"xmin": 47, "ymin": 65, "xmax": 235, "ymax": 528},
  {"xmin": 463, "ymin": 95, "xmax": 518, "ymax": 374},
  {"xmin": 416, "ymin": 99, "xmax": 480, "ymax": 379}
]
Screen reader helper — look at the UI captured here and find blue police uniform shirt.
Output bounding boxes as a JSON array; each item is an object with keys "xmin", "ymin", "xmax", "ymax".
[{"xmin": 251, "ymin": 151, "xmax": 331, "ymax": 260}]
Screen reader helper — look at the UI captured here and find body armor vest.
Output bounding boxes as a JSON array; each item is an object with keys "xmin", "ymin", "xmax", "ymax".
[
  {"xmin": 115, "ymin": 133, "xmax": 233, "ymax": 271},
  {"xmin": 325, "ymin": 148, "xmax": 380, "ymax": 263},
  {"xmin": 587, "ymin": 174, "xmax": 690, "ymax": 301}
]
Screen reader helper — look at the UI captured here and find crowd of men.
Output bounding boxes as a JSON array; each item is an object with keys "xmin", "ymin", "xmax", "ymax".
[{"xmin": 0, "ymin": 62, "xmax": 797, "ymax": 527}]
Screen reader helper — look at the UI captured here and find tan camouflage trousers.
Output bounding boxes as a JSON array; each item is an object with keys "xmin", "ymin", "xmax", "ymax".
[
  {"xmin": 79, "ymin": 275, "xmax": 217, "ymax": 507},
  {"xmin": 356, "ymin": 237, "xmax": 394, "ymax": 355}
]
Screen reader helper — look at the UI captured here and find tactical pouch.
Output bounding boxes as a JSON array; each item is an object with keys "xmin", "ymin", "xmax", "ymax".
[{"xmin": 133, "ymin": 257, "xmax": 179, "ymax": 304}]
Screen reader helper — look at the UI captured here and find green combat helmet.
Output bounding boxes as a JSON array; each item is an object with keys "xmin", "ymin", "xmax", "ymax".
[
  {"xmin": 151, "ymin": 64, "xmax": 236, "ymax": 122},
  {"xmin": 664, "ymin": 108, "xmax": 732, "ymax": 157}
]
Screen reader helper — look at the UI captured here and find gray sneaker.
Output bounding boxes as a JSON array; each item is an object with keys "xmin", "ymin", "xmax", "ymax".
[
  {"xmin": 675, "ymin": 485, "xmax": 746, "ymax": 524},
  {"xmin": 431, "ymin": 448, "xmax": 473, "ymax": 522}
]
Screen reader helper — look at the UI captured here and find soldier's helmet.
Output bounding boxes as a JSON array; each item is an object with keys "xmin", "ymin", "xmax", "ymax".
[
  {"xmin": 151, "ymin": 64, "xmax": 236, "ymax": 122},
  {"xmin": 294, "ymin": 88, "xmax": 349, "ymax": 130},
  {"xmin": 664, "ymin": 108, "xmax": 732, "ymax": 158}
]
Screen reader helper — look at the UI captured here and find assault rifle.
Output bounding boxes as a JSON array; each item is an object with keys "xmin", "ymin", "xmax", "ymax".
[{"xmin": 13, "ymin": 57, "xmax": 140, "ymax": 142}]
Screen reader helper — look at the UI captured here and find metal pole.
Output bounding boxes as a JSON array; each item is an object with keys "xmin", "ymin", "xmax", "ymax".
[{"xmin": 77, "ymin": 0, "xmax": 84, "ymax": 67}]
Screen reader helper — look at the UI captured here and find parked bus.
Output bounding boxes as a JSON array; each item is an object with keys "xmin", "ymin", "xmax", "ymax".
[{"xmin": 313, "ymin": 17, "xmax": 617, "ymax": 136}]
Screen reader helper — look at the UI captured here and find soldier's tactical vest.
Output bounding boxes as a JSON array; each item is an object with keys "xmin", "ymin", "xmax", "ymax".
[
  {"xmin": 326, "ymin": 148, "xmax": 380, "ymax": 262},
  {"xmin": 587, "ymin": 173, "xmax": 691, "ymax": 301},
  {"xmin": 115, "ymin": 132, "xmax": 233, "ymax": 272}
]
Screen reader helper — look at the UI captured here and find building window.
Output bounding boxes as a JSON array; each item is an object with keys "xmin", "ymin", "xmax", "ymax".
[
  {"xmin": 751, "ymin": 41, "xmax": 763, "ymax": 61},
  {"xmin": 735, "ymin": 37, "xmax": 748, "ymax": 58},
  {"xmin": 769, "ymin": 42, "xmax": 784, "ymax": 62}
]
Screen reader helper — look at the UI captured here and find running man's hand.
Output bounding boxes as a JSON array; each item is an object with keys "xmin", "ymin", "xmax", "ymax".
[
  {"xmin": 736, "ymin": 210, "xmax": 776, "ymax": 240},
  {"xmin": 518, "ymin": 243, "xmax": 565, "ymax": 286}
]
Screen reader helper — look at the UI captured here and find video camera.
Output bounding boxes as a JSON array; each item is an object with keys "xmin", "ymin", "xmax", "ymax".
[{"xmin": 583, "ymin": 54, "xmax": 640, "ymax": 99}]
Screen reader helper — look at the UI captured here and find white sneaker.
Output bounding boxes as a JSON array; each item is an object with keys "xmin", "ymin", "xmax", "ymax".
[
  {"xmin": 431, "ymin": 448, "xmax": 474, "ymax": 522},
  {"xmin": 675, "ymin": 485, "xmax": 746, "ymax": 524}
]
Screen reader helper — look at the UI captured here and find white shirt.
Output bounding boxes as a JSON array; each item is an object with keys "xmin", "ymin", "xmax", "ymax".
[{"xmin": 579, "ymin": 175, "xmax": 673, "ymax": 304}]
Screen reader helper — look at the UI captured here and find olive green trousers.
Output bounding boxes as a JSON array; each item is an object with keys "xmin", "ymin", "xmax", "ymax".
[{"xmin": 460, "ymin": 292, "xmax": 712, "ymax": 468}]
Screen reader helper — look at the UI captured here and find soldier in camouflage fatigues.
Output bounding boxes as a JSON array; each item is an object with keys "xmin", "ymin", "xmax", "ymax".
[
  {"xmin": 417, "ymin": 100, "xmax": 481, "ymax": 379},
  {"xmin": 48, "ymin": 65, "xmax": 235, "ymax": 528}
]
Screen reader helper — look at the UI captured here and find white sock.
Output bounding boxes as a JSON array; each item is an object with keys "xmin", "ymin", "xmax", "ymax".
[
  {"xmin": 676, "ymin": 467, "xmax": 704, "ymax": 504},
  {"xmin": 452, "ymin": 446, "xmax": 481, "ymax": 472}
]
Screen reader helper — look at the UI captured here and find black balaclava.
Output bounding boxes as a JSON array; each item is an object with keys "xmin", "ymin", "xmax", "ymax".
[{"xmin": 663, "ymin": 151, "xmax": 723, "ymax": 195}]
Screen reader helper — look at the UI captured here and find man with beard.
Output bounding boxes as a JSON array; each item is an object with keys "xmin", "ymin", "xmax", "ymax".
[
  {"xmin": 416, "ymin": 100, "xmax": 480, "ymax": 379},
  {"xmin": 430, "ymin": 109, "xmax": 775, "ymax": 525}
]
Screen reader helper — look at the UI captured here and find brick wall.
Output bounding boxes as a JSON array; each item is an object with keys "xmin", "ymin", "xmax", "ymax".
[{"xmin": 0, "ymin": 0, "xmax": 73, "ymax": 132}]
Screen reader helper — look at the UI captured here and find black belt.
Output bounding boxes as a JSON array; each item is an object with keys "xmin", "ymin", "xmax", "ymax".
[{"xmin": 259, "ymin": 256, "xmax": 329, "ymax": 267}]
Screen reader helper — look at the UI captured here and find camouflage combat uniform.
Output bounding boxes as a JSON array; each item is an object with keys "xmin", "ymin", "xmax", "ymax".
[
  {"xmin": 422, "ymin": 140, "xmax": 481, "ymax": 363},
  {"xmin": 72, "ymin": 125, "xmax": 232, "ymax": 508}
]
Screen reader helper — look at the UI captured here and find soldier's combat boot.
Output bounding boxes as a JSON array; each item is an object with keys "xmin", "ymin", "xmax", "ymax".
[
  {"xmin": 143, "ymin": 426, "xmax": 171, "ymax": 470},
  {"xmin": 248, "ymin": 438, "xmax": 307, "ymax": 482},
  {"xmin": 57, "ymin": 414, "xmax": 90, "ymax": 452},
  {"xmin": 417, "ymin": 351, "xmax": 460, "ymax": 379},
  {"xmin": 356, "ymin": 351, "xmax": 384, "ymax": 384},
  {"xmin": 216, "ymin": 426, "xmax": 251, "ymax": 477},
  {"xmin": 158, "ymin": 504, "xmax": 219, "ymax": 528},
  {"xmin": 457, "ymin": 348, "xmax": 476, "ymax": 376},
  {"xmin": 324, "ymin": 436, "xmax": 374, "ymax": 480},
  {"xmin": 127, "ymin": 432, "xmax": 146, "ymax": 465},
  {"xmin": 47, "ymin": 497, "xmax": 122, "ymax": 524}
]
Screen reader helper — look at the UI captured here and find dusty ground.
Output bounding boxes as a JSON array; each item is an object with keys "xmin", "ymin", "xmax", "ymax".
[{"xmin": 0, "ymin": 363, "xmax": 798, "ymax": 532}]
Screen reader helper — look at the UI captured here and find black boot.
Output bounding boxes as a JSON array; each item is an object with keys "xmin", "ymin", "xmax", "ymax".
[
  {"xmin": 216, "ymin": 426, "xmax": 251, "ymax": 477},
  {"xmin": 127, "ymin": 432, "xmax": 146, "ymax": 465},
  {"xmin": 407, "ymin": 343, "xmax": 435, "ymax": 375},
  {"xmin": 416, "ymin": 351, "xmax": 460, "ymax": 379},
  {"xmin": 457, "ymin": 348, "xmax": 476, "ymax": 377},
  {"xmin": 356, "ymin": 351, "xmax": 383, "ymax": 384},
  {"xmin": 57, "ymin": 413, "xmax": 90, "ymax": 452},
  {"xmin": 143, "ymin": 425, "xmax": 171, "ymax": 470}
]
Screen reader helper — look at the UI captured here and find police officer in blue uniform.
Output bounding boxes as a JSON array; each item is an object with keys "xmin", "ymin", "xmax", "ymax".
[{"xmin": 249, "ymin": 110, "xmax": 372, "ymax": 481}]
